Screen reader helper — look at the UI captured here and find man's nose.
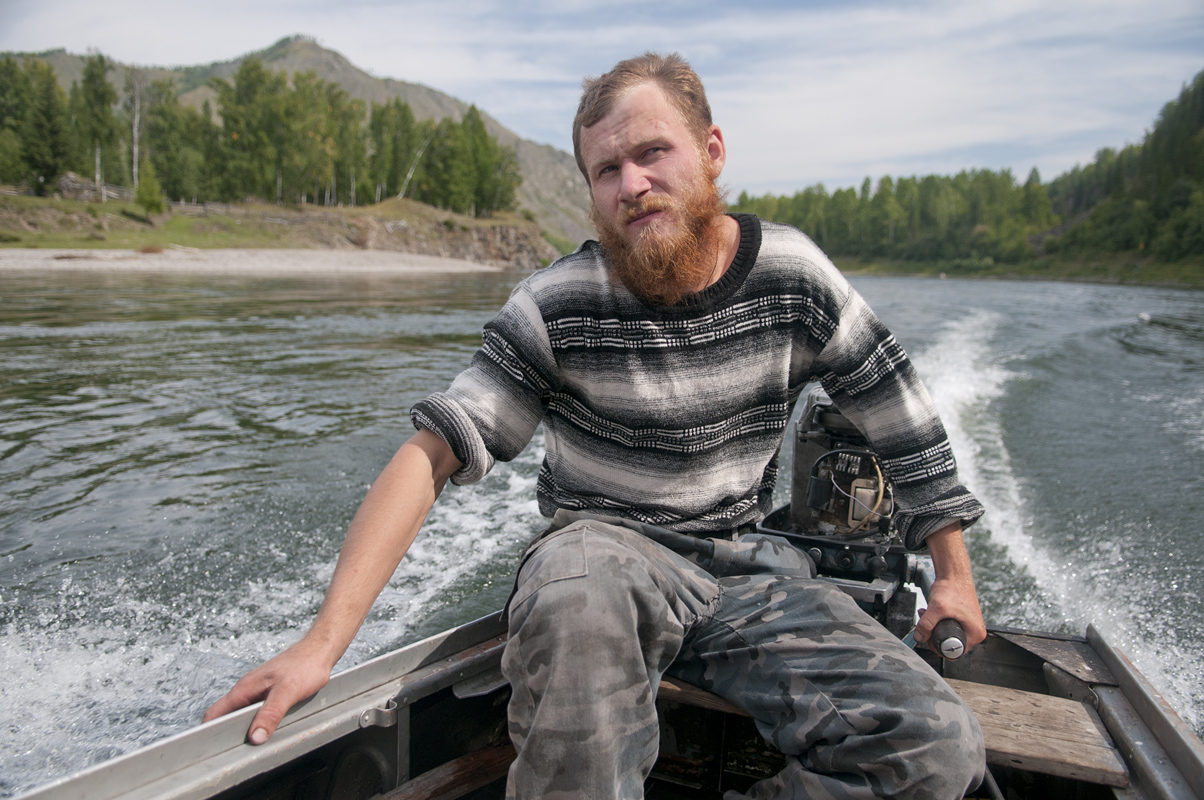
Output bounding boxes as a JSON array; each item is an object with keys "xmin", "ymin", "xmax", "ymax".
[{"xmin": 618, "ymin": 162, "xmax": 651, "ymax": 202}]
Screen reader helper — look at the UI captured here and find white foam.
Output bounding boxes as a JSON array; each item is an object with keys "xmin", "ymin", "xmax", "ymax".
[
  {"xmin": 0, "ymin": 433, "xmax": 548, "ymax": 796},
  {"xmin": 339, "ymin": 430, "xmax": 545, "ymax": 665}
]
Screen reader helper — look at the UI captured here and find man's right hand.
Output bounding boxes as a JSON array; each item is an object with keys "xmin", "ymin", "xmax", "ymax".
[
  {"xmin": 201, "ymin": 430, "xmax": 461, "ymax": 746},
  {"xmin": 202, "ymin": 635, "xmax": 338, "ymax": 744}
]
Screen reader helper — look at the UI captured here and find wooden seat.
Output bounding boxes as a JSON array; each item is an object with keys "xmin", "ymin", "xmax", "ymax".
[
  {"xmin": 383, "ymin": 675, "xmax": 1130, "ymax": 800},
  {"xmin": 658, "ymin": 676, "xmax": 1129, "ymax": 789},
  {"xmin": 946, "ymin": 678, "xmax": 1128, "ymax": 788}
]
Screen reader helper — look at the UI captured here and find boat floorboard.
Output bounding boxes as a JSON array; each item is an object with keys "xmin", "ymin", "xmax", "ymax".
[{"xmin": 384, "ymin": 742, "xmax": 515, "ymax": 800}]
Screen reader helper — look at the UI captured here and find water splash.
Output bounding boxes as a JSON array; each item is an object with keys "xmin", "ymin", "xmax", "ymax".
[{"xmin": 911, "ymin": 310, "xmax": 1202, "ymax": 735}]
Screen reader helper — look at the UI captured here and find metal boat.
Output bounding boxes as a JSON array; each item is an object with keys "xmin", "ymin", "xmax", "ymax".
[{"xmin": 23, "ymin": 391, "xmax": 1204, "ymax": 800}]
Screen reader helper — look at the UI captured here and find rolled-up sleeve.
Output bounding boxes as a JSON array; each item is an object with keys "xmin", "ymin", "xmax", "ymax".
[
  {"xmin": 812, "ymin": 287, "xmax": 984, "ymax": 550},
  {"xmin": 410, "ymin": 283, "xmax": 558, "ymax": 486}
]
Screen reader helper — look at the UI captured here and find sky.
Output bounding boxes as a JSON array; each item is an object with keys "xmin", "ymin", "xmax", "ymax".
[{"xmin": 2, "ymin": 0, "xmax": 1202, "ymax": 196}]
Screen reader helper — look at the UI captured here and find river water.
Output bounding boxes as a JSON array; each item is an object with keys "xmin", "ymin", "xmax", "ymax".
[{"xmin": 1, "ymin": 266, "xmax": 1201, "ymax": 795}]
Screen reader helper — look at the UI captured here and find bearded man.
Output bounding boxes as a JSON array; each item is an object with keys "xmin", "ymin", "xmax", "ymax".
[{"xmin": 207, "ymin": 53, "xmax": 987, "ymax": 799}]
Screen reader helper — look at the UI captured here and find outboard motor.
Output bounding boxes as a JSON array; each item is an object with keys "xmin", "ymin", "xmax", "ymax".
[
  {"xmin": 789, "ymin": 387, "xmax": 897, "ymax": 542},
  {"xmin": 760, "ymin": 386, "xmax": 963, "ymax": 653},
  {"xmin": 760, "ymin": 385, "xmax": 968, "ymax": 655}
]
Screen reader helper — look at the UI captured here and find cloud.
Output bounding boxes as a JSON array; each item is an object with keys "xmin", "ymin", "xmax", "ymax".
[
  {"xmin": 699, "ymin": 0, "xmax": 1203, "ymax": 190},
  {"xmin": 1, "ymin": 0, "xmax": 1200, "ymax": 193}
]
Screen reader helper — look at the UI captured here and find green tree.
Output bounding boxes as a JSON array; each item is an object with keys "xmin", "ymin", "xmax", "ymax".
[
  {"xmin": 1153, "ymin": 190, "xmax": 1204, "ymax": 259},
  {"xmin": 799, "ymin": 184, "xmax": 830, "ymax": 246},
  {"xmin": 22, "ymin": 60, "xmax": 69, "ymax": 193},
  {"xmin": 871, "ymin": 176, "xmax": 902, "ymax": 250},
  {"xmin": 461, "ymin": 105, "xmax": 521, "ymax": 216},
  {"xmin": 735, "ymin": 166, "xmax": 1062, "ymax": 264},
  {"xmin": 1021, "ymin": 168, "xmax": 1054, "ymax": 227},
  {"xmin": 78, "ymin": 54, "xmax": 118, "ymax": 198},
  {"xmin": 85, "ymin": 56, "xmax": 527, "ymax": 215},
  {"xmin": 211, "ymin": 58, "xmax": 286, "ymax": 201},
  {"xmin": 415, "ymin": 117, "xmax": 472, "ymax": 213},
  {"xmin": 0, "ymin": 55, "xmax": 33, "ymax": 183},
  {"xmin": 144, "ymin": 78, "xmax": 209, "ymax": 202},
  {"xmin": 282, "ymin": 70, "xmax": 334, "ymax": 204},
  {"xmin": 324, "ymin": 82, "xmax": 365, "ymax": 205},
  {"xmin": 1046, "ymin": 69, "xmax": 1204, "ymax": 258},
  {"xmin": 368, "ymin": 98, "xmax": 419, "ymax": 202},
  {"xmin": 894, "ymin": 177, "xmax": 920, "ymax": 245},
  {"xmin": 124, "ymin": 68, "xmax": 149, "ymax": 190}
]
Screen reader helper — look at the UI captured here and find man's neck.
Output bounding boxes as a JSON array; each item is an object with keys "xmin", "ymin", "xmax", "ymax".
[{"xmin": 699, "ymin": 214, "xmax": 741, "ymax": 293}]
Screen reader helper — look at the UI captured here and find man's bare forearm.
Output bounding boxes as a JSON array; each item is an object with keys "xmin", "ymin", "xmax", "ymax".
[
  {"xmin": 914, "ymin": 522, "xmax": 987, "ymax": 650},
  {"xmin": 202, "ymin": 428, "xmax": 462, "ymax": 740},
  {"xmin": 925, "ymin": 522, "xmax": 974, "ymax": 587},
  {"xmin": 306, "ymin": 428, "xmax": 463, "ymax": 665}
]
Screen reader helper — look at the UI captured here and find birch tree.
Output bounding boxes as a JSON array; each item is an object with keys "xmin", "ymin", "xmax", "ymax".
[
  {"xmin": 79, "ymin": 54, "xmax": 117, "ymax": 200},
  {"xmin": 124, "ymin": 68, "xmax": 148, "ymax": 190}
]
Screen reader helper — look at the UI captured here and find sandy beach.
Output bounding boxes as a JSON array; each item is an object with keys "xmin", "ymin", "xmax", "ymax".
[{"xmin": 0, "ymin": 247, "xmax": 506, "ymax": 275}]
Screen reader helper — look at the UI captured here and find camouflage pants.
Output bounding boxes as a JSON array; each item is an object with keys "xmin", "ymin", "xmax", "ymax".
[{"xmin": 501, "ymin": 512, "xmax": 984, "ymax": 800}]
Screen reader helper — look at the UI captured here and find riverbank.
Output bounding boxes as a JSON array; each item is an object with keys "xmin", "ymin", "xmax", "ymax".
[
  {"xmin": 5, "ymin": 194, "xmax": 1201, "ymax": 288},
  {"xmin": 834, "ymin": 253, "xmax": 1204, "ymax": 289},
  {"xmin": 0, "ymin": 247, "xmax": 506, "ymax": 276},
  {"xmin": 0, "ymin": 194, "xmax": 562, "ymax": 270}
]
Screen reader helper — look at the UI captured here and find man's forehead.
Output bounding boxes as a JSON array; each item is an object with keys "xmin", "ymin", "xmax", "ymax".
[
  {"xmin": 592, "ymin": 82, "xmax": 684, "ymax": 127},
  {"xmin": 582, "ymin": 83, "xmax": 689, "ymax": 153}
]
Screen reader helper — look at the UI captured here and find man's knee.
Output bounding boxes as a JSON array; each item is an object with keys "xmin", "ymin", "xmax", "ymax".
[
  {"xmin": 931, "ymin": 691, "xmax": 986, "ymax": 793},
  {"xmin": 876, "ymin": 678, "xmax": 985, "ymax": 798}
]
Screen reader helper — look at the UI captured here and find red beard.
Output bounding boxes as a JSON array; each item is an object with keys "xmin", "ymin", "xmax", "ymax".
[{"xmin": 591, "ymin": 173, "xmax": 727, "ymax": 306}]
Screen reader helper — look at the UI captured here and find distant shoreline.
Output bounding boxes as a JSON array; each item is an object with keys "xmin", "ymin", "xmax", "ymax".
[
  {"xmin": 1, "ymin": 247, "xmax": 1198, "ymax": 291},
  {"xmin": 0, "ymin": 248, "xmax": 507, "ymax": 276},
  {"xmin": 832, "ymin": 256, "xmax": 1203, "ymax": 290}
]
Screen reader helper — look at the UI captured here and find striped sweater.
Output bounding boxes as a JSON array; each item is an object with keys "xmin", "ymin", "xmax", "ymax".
[{"xmin": 411, "ymin": 214, "xmax": 983, "ymax": 550}]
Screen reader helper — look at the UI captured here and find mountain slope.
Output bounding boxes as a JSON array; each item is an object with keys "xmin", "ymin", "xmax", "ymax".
[{"xmin": 11, "ymin": 37, "xmax": 594, "ymax": 246}]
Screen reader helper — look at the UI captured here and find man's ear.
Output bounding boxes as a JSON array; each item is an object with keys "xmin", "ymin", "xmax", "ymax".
[{"xmin": 705, "ymin": 124, "xmax": 727, "ymax": 179}]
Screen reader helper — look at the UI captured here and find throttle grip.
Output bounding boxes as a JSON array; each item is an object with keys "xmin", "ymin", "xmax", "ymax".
[{"xmin": 932, "ymin": 618, "xmax": 966, "ymax": 660}]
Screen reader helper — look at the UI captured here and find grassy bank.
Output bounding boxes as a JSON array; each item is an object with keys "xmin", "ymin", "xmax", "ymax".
[
  {"xmin": 833, "ymin": 253, "xmax": 1204, "ymax": 289},
  {"xmin": 0, "ymin": 194, "xmax": 286, "ymax": 249},
  {"xmin": 0, "ymin": 193, "xmax": 536, "ymax": 249}
]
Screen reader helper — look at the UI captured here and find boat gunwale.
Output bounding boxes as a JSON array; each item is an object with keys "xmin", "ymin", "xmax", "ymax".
[
  {"xmin": 18, "ymin": 613, "xmax": 508, "ymax": 800},
  {"xmin": 18, "ymin": 581, "xmax": 1204, "ymax": 800},
  {"xmin": 1088, "ymin": 625, "xmax": 1204, "ymax": 798}
]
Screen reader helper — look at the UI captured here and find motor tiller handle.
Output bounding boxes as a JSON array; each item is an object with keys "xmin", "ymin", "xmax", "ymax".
[{"xmin": 933, "ymin": 618, "xmax": 966, "ymax": 660}]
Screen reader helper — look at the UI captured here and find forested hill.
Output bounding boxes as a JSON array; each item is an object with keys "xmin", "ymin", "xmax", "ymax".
[
  {"xmin": 733, "ymin": 70, "xmax": 1204, "ymax": 274},
  {"xmin": 0, "ymin": 36, "xmax": 593, "ymax": 246},
  {"xmin": 3, "ymin": 37, "xmax": 1200, "ymax": 278}
]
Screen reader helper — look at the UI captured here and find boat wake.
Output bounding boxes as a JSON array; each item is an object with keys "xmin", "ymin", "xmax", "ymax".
[{"xmin": 912, "ymin": 310, "xmax": 1203, "ymax": 736}]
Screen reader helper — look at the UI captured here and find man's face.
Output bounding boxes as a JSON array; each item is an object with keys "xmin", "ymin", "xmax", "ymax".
[
  {"xmin": 580, "ymin": 82, "xmax": 718, "ymax": 249},
  {"xmin": 579, "ymin": 82, "xmax": 727, "ymax": 304}
]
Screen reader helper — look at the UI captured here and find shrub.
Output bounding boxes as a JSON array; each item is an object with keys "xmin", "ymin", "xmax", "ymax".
[{"xmin": 135, "ymin": 156, "xmax": 166, "ymax": 215}]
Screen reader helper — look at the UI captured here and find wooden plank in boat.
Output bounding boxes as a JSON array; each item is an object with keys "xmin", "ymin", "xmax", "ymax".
[
  {"xmin": 659, "ymin": 677, "xmax": 748, "ymax": 716},
  {"xmin": 947, "ymin": 678, "xmax": 1129, "ymax": 788},
  {"xmin": 661, "ymin": 676, "xmax": 1129, "ymax": 789},
  {"xmin": 384, "ymin": 741, "xmax": 516, "ymax": 800}
]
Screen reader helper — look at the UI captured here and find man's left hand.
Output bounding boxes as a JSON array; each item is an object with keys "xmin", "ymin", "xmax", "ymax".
[{"xmin": 913, "ymin": 522, "xmax": 987, "ymax": 655}]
